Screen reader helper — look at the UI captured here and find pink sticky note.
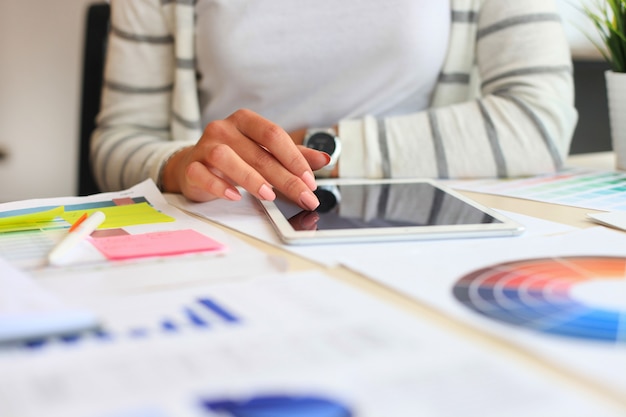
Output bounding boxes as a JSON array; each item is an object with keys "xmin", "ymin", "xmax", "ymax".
[{"xmin": 90, "ymin": 229, "xmax": 226, "ymax": 261}]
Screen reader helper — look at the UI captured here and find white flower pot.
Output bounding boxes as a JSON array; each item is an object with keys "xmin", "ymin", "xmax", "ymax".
[{"xmin": 605, "ymin": 70, "xmax": 626, "ymax": 170}]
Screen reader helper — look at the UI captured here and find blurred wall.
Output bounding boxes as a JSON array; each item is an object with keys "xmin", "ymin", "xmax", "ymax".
[
  {"xmin": 556, "ymin": 0, "xmax": 603, "ymax": 60},
  {"xmin": 0, "ymin": 0, "xmax": 93, "ymax": 202}
]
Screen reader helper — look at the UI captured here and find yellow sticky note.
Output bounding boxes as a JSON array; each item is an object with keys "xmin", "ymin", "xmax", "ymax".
[
  {"xmin": 60, "ymin": 203, "xmax": 174, "ymax": 229},
  {"xmin": 0, "ymin": 206, "xmax": 65, "ymax": 233}
]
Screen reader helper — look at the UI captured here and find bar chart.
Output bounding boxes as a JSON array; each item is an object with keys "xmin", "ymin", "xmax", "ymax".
[{"xmin": 21, "ymin": 296, "xmax": 241, "ymax": 350}]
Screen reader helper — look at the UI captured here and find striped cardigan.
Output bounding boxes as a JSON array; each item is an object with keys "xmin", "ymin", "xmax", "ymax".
[{"xmin": 93, "ymin": 0, "xmax": 577, "ymax": 191}]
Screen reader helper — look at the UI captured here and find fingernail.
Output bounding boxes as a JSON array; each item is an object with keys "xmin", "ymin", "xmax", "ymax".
[
  {"xmin": 258, "ymin": 184, "xmax": 276, "ymax": 201},
  {"xmin": 300, "ymin": 212, "xmax": 320, "ymax": 230},
  {"xmin": 300, "ymin": 190, "xmax": 320, "ymax": 211},
  {"xmin": 224, "ymin": 188, "xmax": 241, "ymax": 201},
  {"xmin": 320, "ymin": 152, "xmax": 331, "ymax": 165},
  {"xmin": 301, "ymin": 171, "xmax": 317, "ymax": 191}
]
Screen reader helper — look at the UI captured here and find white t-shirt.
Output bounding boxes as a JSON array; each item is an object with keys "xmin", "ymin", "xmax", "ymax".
[{"xmin": 195, "ymin": 0, "xmax": 450, "ymax": 131}]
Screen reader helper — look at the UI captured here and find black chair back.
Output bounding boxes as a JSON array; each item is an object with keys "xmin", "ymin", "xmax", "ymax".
[{"xmin": 78, "ymin": 2, "xmax": 109, "ymax": 196}]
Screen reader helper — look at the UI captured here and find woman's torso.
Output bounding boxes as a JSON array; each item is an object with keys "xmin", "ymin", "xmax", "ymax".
[{"xmin": 195, "ymin": 0, "xmax": 451, "ymax": 130}]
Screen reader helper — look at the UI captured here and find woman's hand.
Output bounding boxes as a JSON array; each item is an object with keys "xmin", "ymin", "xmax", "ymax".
[
  {"xmin": 289, "ymin": 126, "xmax": 340, "ymax": 178},
  {"xmin": 160, "ymin": 109, "xmax": 329, "ymax": 210}
]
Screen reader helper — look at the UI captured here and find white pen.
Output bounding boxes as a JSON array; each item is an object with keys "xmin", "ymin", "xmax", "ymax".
[{"xmin": 48, "ymin": 211, "xmax": 106, "ymax": 266}]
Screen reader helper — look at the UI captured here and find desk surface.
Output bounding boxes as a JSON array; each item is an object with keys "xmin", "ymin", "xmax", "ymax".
[
  {"xmin": 3, "ymin": 151, "xmax": 625, "ymax": 415},
  {"xmin": 198, "ymin": 151, "xmax": 626, "ymax": 411}
]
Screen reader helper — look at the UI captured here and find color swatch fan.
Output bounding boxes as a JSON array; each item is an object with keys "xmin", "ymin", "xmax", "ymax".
[{"xmin": 453, "ymin": 256, "xmax": 626, "ymax": 342}]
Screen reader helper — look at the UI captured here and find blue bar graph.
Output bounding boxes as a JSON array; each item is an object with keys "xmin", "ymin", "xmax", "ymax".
[
  {"xmin": 197, "ymin": 298, "xmax": 240, "ymax": 323},
  {"xmin": 23, "ymin": 338, "xmax": 47, "ymax": 349},
  {"xmin": 185, "ymin": 308, "xmax": 210, "ymax": 328},
  {"xmin": 129, "ymin": 328, "xmax": 150, "ymax": 338},
  {"xmin": 59, "ymin": 334, "xmax": 82, "ymax": 344},
  {"xmin": 17, "ymin": 297, "xmax": 241, "ymax": 351},
  {"xmin": 160, "ymin": 320, "xmax": 178, "ymax": 332},
  {"xmin": 93, "ymin": 329, "xmax": 113, "ymax": 340}
]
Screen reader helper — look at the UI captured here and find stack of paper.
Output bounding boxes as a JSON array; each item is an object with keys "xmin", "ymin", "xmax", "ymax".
[{"xmin": 0, "ymin": 256, "xmax": 99, "ymax": 343}]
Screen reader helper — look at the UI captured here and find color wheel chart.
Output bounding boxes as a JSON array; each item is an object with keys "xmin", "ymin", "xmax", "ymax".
[
  {"xmin": 21, "ymin": 296, "xmax": 241, "ymax": 350},
  {"xmin": 453, "ymin": 257, "xmax": 626, "ymax": 343}
]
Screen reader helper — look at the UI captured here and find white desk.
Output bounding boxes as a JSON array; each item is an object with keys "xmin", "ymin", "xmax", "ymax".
[{"xmin": 1, "ymin": 151, "xmax": 625, "ymax": 417}]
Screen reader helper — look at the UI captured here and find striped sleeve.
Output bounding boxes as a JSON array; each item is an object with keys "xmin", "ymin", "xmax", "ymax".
[
  {"xmin": 91, "ymin": 0, "xmax": 200, "ymax": 192},
  {"xmin": 339, "ymin": 0, "xmax": 577, "ymax": 180}
]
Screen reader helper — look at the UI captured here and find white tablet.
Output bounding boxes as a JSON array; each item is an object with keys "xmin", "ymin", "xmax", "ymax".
[{"xmin": 258, "ymin": 178, "xmax": 524, "ymax": 245}]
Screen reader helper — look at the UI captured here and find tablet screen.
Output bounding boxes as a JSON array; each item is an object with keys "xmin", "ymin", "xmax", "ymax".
[
  {"xmin": 260, "ymin": 179, "xmax": 523, "ymax": 244},
  {"xmin": 274, "ymin": 182, "xmax": 502, "ymax": 231}
]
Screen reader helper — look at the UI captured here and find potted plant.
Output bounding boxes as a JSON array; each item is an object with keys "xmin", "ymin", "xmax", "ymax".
[
  {"xmin": 581, "ymin": 0, "xmax": 626, "ymax": 169},
  {"xmin": 582, "ymin": 0, "xmax": 626, "ymax": 71}
]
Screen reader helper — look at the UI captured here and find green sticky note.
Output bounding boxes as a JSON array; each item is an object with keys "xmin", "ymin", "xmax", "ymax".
[
  {"xmin": 0, "ymin": 206, "xmax": 65, "ymax": 233},
  {"xmin": 60, "ymin": 202, "xmax": 174, "ymax": 228}
]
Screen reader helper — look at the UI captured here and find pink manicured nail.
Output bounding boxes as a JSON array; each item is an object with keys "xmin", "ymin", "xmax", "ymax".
[
  {"xmin": 300, "ymin": 212, "xmax": 320, "ymax": 230},
  {"xmin": 300, "ymin": 190, "xmax": 320, "ymax": 211},
  {"xmin": 258, "ymin": 184, "xmax": 276, "ymax": 201},
  {"xmin": 301, "ymin": 171, "xmax": 317, "ymax": 191},
  {"xmin": 224, "ymin": 188, "xmax": 241, "ymax": 201}
]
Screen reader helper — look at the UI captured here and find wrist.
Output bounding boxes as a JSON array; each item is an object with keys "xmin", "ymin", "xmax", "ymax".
[
  {"xmin": 303, "ymin": 127, "xmax": 341, "ymax": 178},
  {"xmin": 159, "ymin": 147, "xmax": 190, "ymax": 193}
]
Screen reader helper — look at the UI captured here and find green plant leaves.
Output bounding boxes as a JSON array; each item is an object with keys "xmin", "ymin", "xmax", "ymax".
[{"xmin": 582, "ymin": 0, "xmax": 626, "ymax": 72}]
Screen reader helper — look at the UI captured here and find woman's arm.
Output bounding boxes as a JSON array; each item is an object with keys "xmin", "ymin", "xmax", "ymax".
[
  {"xmin": 337, "ymin": 0, "xmax": 577, "ymax": 180},
  {"xmin": 91, "ymin": 0, "xmax": 182, "ymax": 192},
  {"xmin": 92, "ymin": 0, "xmax": 324, "ymax": 210}
]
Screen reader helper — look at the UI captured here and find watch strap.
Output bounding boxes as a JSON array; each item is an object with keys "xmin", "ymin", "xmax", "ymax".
[{"xmin": 304, "ymin": 128, "xmax": 341, "ymax": 178}]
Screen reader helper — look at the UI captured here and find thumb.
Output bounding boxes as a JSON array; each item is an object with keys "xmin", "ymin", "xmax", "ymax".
[{"xmin": 298, "ymin": 146, "xmax": 332, "ymax": 171}]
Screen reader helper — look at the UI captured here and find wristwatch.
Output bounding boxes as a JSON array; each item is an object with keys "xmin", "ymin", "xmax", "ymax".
[
  {"xmin": 314, "ymin": 184, "xmax": 341, "ymax": 212},
  {"xmin": 303, "ymin": 128, "xmax": 341, "ymax": 178}
]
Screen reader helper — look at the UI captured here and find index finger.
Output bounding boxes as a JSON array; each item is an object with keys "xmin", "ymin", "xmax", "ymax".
[{"xmin": 227, "ymin": 109, "xmax": 316, "ymax": 190}]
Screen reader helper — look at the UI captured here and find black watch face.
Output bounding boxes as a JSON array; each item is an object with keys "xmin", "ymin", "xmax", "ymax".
[{"xmin": 306, "ymin": 132, "xmax": 336, "ymax": 155}]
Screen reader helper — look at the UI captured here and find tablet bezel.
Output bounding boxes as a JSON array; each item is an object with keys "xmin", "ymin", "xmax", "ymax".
[{"xmin": 258, "ymin": 178, "xmax": 524, "ymax": 245}]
